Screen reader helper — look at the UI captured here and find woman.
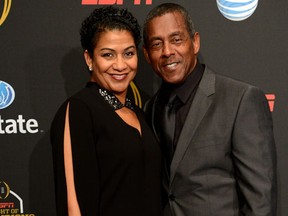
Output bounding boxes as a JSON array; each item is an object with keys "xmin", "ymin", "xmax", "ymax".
[{"xmin": 50, "ymin": 6, "xmax": 162, "ymax": 216}]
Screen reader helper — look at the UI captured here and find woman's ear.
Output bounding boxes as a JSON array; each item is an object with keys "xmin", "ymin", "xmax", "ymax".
[{"xmin": 84, "ymin": 50, "xmax": 93, "ymax": 70}]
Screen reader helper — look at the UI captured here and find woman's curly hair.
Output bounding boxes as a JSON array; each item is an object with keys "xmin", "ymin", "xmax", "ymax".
[{"xmin": 80, "ymin": 6, "xmax": 141, "ymax": 56}]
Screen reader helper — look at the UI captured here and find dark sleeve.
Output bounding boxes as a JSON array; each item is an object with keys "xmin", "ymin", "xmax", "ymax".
[
  {"xmin": 232, "ymin": 86, "xmax": 277, "ymax": 215},
  {"xmin": 50, "ymin": 101, "xmax": 69, "ymax": 216},
  {"xmin": 68, "ymin": 98, "xmax": 100, "ymax": 215}
]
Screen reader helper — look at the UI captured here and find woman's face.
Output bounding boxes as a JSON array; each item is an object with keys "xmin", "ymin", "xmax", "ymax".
[{"xmin": 85, "ymin": 29, "xmax": 138, "ymax": 97}]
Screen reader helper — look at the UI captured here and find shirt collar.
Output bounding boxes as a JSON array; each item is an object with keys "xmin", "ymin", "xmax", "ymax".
[{"xmin": 161, "ymin": 61, "xmax": 204, "ymax": 104}]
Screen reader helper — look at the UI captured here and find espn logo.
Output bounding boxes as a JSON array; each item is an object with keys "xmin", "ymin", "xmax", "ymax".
[
  {"xmin": 82, "ymin": 0, "xmax": 152, "ymax": 5},
  {"xmin": 265, "ymin": 94, "xmax": 275, "ymax": 112}
]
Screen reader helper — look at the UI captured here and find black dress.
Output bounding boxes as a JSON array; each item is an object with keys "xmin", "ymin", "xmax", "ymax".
[{"xmin": 50, "ymin": 82, "xmax": 162, "ymax": 216}]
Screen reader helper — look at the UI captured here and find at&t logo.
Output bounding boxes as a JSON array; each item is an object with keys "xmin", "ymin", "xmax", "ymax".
[
  {"xmin": 0, "ymin": 80, "xmax": 15, "ymax": 110},
  {"xmin": 82, "ymin": 0, "xmax": 152, "ymax": 5},
  {"xmin": 216, "ymin": 0, "xmax": 258, "ymax": 21},
  {"xmin": 0, "ymin": 0, "xmax": 12, "ymax": 26}
]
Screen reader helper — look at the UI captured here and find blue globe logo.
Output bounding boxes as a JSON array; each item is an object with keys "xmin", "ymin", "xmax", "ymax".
[
  {"xmin": 216, "ymin": 0, "xmax": 258, "ymax": 21},
  {"xmin": 0, "ymin": 80, "xmax": 15, "ymax": 109}
]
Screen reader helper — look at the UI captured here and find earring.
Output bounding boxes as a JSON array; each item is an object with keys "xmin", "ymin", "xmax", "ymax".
[{"xmin": 89, "ymin": 66, "xmax": 92, "ymax": 71}]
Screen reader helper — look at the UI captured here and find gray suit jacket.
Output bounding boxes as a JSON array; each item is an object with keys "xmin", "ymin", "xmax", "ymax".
[{"xmin": 145, "ymin": 66, "xmax": 277, "ymax": 216}]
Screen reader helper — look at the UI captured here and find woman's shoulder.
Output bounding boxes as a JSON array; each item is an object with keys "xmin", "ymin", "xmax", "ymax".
[
  {"xmin": 65, "ymin": 84, "xmax": 102, "ymax": 108},
  {"xmin": 52, "ymin": 85, "xmax": 102, "ymax": 119}
]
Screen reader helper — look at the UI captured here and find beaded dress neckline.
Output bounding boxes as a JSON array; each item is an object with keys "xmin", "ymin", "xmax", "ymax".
[{"xmin": 98, "ymin": 87, "xmax": 134, "ymax": 110}]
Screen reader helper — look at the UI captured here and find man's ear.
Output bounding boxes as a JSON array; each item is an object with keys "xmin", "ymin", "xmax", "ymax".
[
  {"xmin": 142, "ymin": 45, "xmax": 151, "ymax": 64},
  {"xmin": 84, "ymin": 50, "xmax": 93, "ymax": 69},
  {"xmin": 192, "ymin": 32, "xmax": 200, "ymax": 55}
]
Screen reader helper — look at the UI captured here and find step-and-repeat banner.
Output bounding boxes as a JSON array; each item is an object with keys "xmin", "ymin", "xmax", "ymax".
[{"xmin": 1, "ymin": 0, "xmax": 287, "ymax": 215}]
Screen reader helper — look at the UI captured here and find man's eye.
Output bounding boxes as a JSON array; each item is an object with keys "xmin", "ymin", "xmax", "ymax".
[
  {"xmin": 173, "ymin": 37, "xmax": 182, "ymax": 43},
  {"xmin": 151, "ymin": 42, "xmax": 162, "ymax": 49}
]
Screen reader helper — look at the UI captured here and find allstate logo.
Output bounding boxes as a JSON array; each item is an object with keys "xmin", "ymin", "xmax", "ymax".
[
  {"xmin": 0, "ymin": 0, "xmax": 12, "ymax": 26},
  {"xmin": 216, "ymin": 0, "xmax": 258, "ymax": 21},
  {"xmin": 0, "ymin": 80, "xmax": 15, "ymax": 109}
]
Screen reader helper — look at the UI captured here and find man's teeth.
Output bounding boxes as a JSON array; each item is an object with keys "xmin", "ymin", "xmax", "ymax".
[{"xmin": 166, "ymin": 63, "xmax": 177, "ymax": 68}]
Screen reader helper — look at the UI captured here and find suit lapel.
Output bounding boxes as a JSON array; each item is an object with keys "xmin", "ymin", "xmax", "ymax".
[{"xmin": 170, "ymin": 68, "xmax": 216, "ymax": 184}]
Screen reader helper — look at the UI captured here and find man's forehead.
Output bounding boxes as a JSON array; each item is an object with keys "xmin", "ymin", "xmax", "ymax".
[
  {"xmin": 147, "ymin": 14, "xmax": 188, "ymax": 40},
  {"xmin": 149, "ymin": 11, "xmax": 184, "ymax": 24}
]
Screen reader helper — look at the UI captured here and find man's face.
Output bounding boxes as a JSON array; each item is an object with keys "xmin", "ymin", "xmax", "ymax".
[{"xmin": 143, "ymin": 12, "xmax": 200, "ymax": 84}]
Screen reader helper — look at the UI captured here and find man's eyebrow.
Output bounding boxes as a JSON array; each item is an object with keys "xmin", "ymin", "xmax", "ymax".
[
  {"xmin": 148, "ymin": 36, "xmax": 162, "ymax": 42},
  {"xmin": 169, "ymin": 31, "xmax": 182, "ymax": 37},
  {"xmin": 149, "ymin": 31, "xmax": 183, "ymax": 41}
]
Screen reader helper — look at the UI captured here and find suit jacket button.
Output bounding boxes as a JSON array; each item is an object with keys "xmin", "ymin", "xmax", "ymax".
[{"xmin": 168, "ymin": 194, "xmax": 175, "ymax": 201}]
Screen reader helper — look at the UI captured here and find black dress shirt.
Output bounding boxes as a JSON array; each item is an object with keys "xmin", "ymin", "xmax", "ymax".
[{"xmin": 158, "ymin": 61, "xmax": 204, "ymax": 155}]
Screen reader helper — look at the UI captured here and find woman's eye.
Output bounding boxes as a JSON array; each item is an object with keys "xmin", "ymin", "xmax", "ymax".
[
  {"xmin": 102, "ymin": 53, "xmax": 113, "ymax": 58},
  {"xmin": 125, "ymin": 51, "xmax": 135, "ymax": 57}
]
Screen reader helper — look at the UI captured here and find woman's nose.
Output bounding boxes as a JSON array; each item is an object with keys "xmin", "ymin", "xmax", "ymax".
[{"xmin": 113, "ymin": 57, "xmax": 127, "ymax": 71}]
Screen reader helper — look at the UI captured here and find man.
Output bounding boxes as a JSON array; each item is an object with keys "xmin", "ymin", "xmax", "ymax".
[{"xmin": 143, "ymin": 3, "xmax": 277, "ymax": 216}]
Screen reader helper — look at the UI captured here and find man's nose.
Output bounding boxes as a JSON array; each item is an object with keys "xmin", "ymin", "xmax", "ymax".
[{"xmin": 162, "ymin": 42, "xmax": 174, "ymax": 57}]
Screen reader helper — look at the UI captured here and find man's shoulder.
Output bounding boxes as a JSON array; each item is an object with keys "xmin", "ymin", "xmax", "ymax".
[
  {"xmin": 204, "ymin": 66, "xmax": 257, "ymax": 89},
  {"xmin": 143, "ymin": 93, "xmax": 158, "ymax": 114},
  {"xmin": 203, "ymin": 66, "xmax": 266, "ymax": 99}
]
